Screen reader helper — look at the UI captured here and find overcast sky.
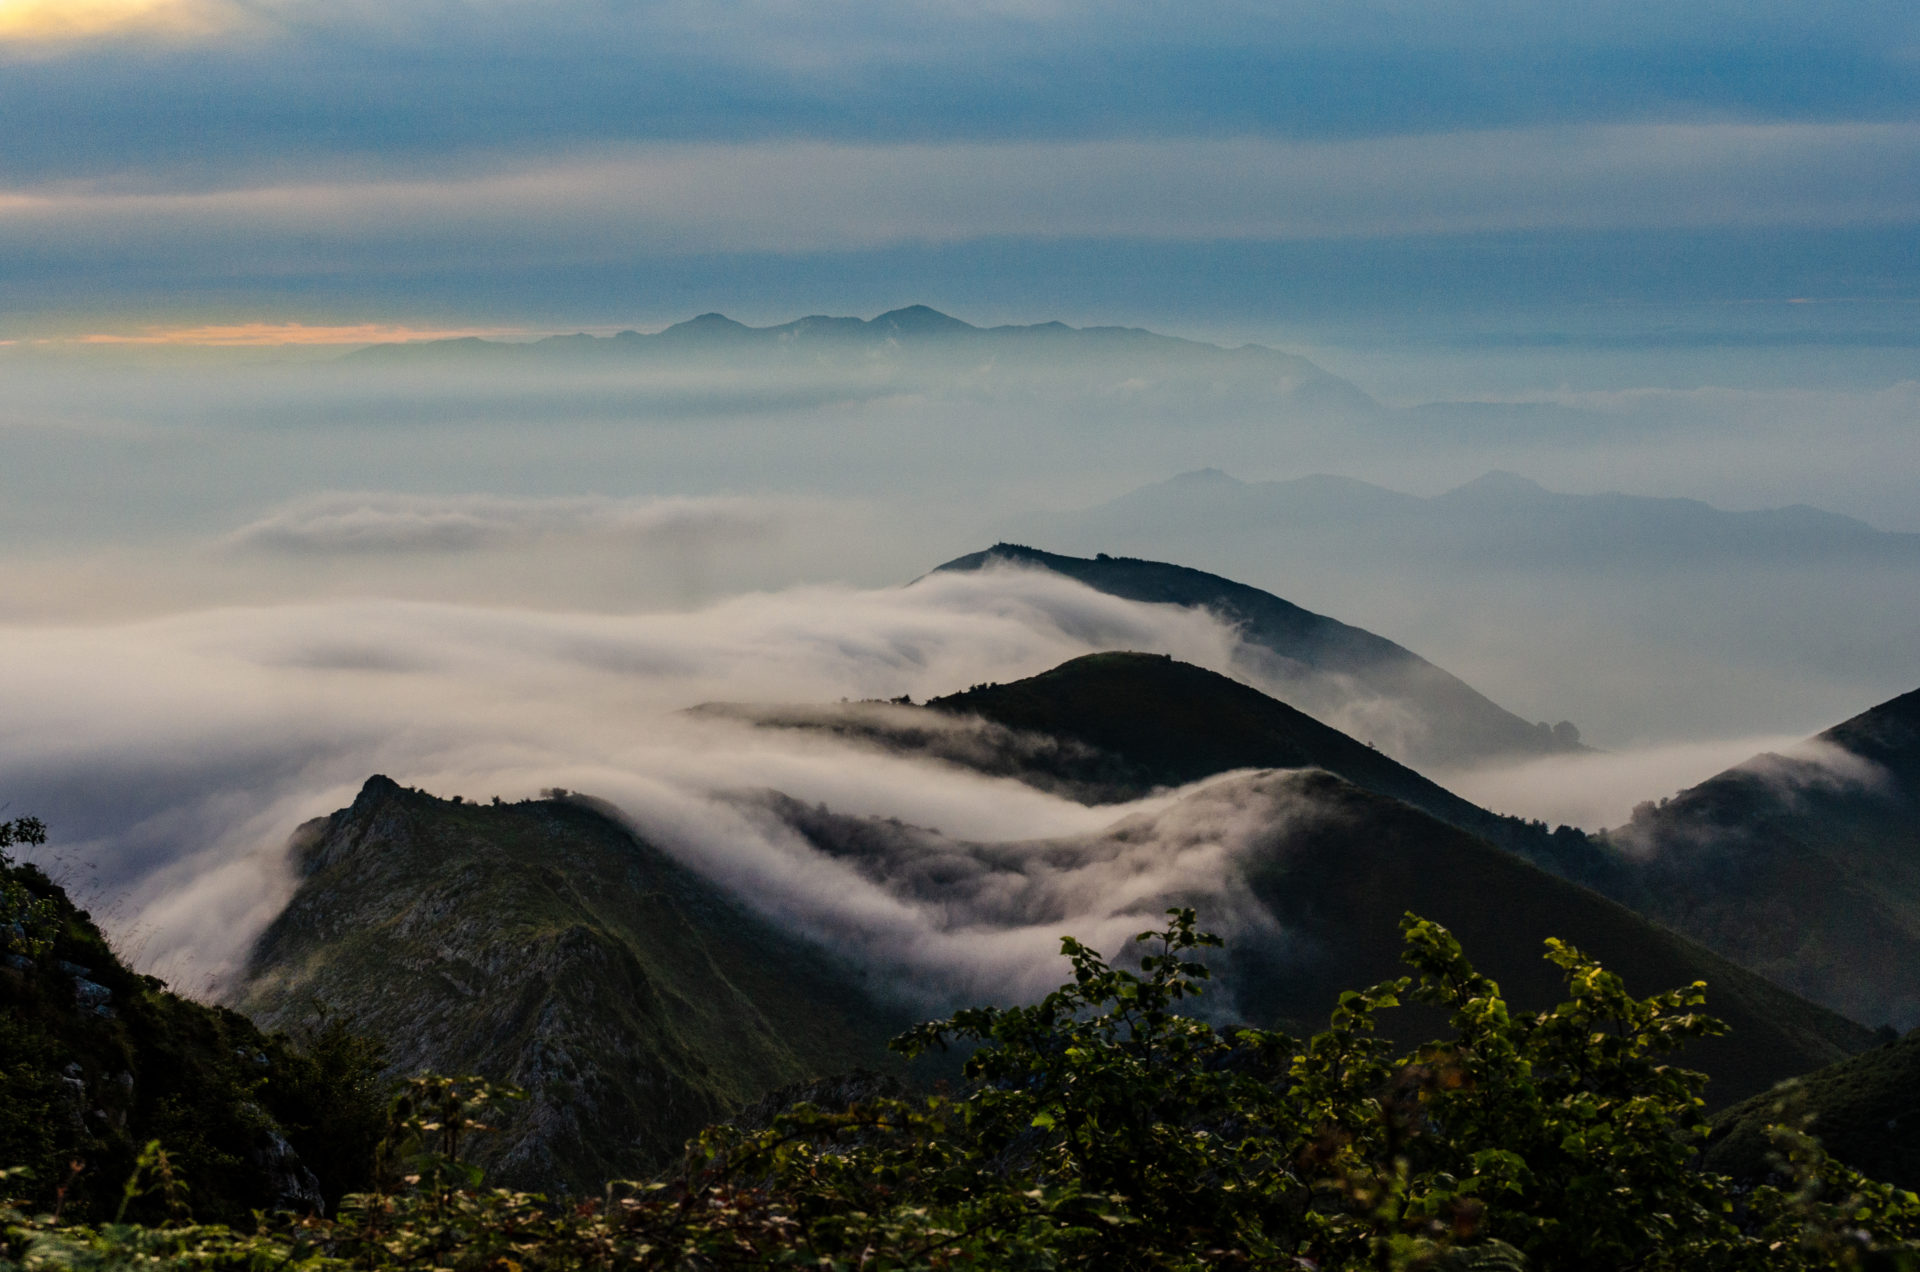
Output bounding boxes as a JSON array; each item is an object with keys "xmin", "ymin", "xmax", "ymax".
[{"xmin": 3, "ymin": 0, "xmax": 1917, "ymax": 338}]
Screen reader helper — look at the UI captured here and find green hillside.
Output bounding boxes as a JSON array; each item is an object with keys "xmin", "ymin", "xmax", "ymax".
[
  {"xmin": 1605, "ymin": 685, "xmax": 1920, "ymax": 1028},
  {"xmin": 0, "ymin": 820, "xmax": 381, "ymax": 1222},
  {"xmin": 922, "ymin": 651, "xmax": 1616, "ymax": 884},
  {"xmin": 1224, "ymin": 772, "xmax": 1872, "ymax": 1106},
  {"xmin": 751, "ymin": 765, "xmax": 1870, "ymax": 1106},
  {"xmin": 1708, "ymin": 1028, "xmax": 1920, "ymax": 1189},
  {"xmin": 233, "ymin": 778, "xmax": 915, "ymax": 1194}
]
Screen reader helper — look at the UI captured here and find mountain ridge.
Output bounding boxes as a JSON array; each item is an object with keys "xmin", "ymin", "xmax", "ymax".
[
  {"xmin": 931, "ymin": 544, "xmax": 1582, "ymax": 767},
  {"xmin": 338, "ymin": 307, "xmax": 1379, "ymax": 412},
  {"xmin": 235, "ymin": 777, "xmax": 915, "ymax": 1193},
  {"xmin": 1601, "ymin": 685, "xmax": 1920, "ymax": 1028},
  {"xmin": 1041, "ymin": 467, "xmax": 1918, "ymax": 569}
]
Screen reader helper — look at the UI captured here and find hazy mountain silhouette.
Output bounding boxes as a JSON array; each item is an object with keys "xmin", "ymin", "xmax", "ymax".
[
  {"xmin": 931, "ymin": 544, "xmax": 1582, "ymax": 768},
  {"xmin": 1031, "ymin": 467, "xmax": 1919, "ymax": 570},
  {"xmin": 342, "ymin": 307, "xmax": 1379, "ymax": 414}
]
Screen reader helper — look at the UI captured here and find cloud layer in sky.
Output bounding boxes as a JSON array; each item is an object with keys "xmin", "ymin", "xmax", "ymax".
[{"xmin": 0, "ymin": 0, "xmax": 1913, "ymax": 331}]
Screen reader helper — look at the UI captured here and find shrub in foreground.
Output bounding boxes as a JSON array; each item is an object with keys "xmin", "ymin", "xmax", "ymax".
[{"xmin": 6, "ymin": 910, "xmax": 1920, "ymax": 1269}]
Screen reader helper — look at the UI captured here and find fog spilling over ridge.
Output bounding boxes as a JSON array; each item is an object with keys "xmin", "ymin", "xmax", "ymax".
[
  {"xmin": 0, "ymin": 305, "xmax": 1914, "ymax": 1012},
  {"xmin": 0, "ymin": 567, "xmax": 1254, "ymax": 989}
]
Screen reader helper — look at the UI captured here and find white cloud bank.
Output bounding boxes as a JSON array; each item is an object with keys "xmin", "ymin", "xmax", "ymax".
[{"xmin": 0, "ymin": 566, "xmax": 1251, "ymax": 992}]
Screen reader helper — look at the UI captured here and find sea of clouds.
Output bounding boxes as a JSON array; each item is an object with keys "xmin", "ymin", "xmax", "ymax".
[{"xmin": 0, "ymin": 565, "xmax": 1255, "ymax": 993}]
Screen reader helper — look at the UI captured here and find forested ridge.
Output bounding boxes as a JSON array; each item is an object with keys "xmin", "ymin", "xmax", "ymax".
[{"xmin": 7, "ymin": 808, "xmax": 1920, "ymax": 1270}]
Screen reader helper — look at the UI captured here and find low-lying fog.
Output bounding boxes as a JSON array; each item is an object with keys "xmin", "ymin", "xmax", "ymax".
[{"xmin": 0, "ymin": 329, "xmax": 1913, "ymax": 990}]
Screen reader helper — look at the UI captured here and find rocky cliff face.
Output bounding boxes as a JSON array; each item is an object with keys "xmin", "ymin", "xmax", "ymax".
[{"xmin": 234, "ymin": 779, "xmax": 912, "ymax": 1193}]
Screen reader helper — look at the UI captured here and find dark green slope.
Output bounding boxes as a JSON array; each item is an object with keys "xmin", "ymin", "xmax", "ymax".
[
  {"xmin": 235, "ymin": 778, "xmax": 914, "ymax": 1194},
  {"xmin": 931, "ymin": 544, "xmax": 1577, "ymax": 767},
  {"xmin": 1, "ymin": 845, "xmax": 379, "ymax": 1221},
  {"xmin": 914, "ymin": 653, "xmax": 1917, "ymax": 1032},
  {"xmin": 1707, "ymin": 1028, "xmax": 1920, "ymax": 1188},
  {"xmin": 1604, "ymin": 685, "xmax": 1920, "ymax": 1029},
  {"xmin": 759, "ymin": 767, "xmax": 1869, "ymax": 1108},
  {"xmin": 929, "ymin": 651, "xmax": 1497, "ymax": 810},
  {"xmin": 922, "ymin": 652, "xmax": 1614, "ymax": 884},
  {"xmin": 1231, "ymin": 773, "xmax": 1870, "ymax": 1107}
]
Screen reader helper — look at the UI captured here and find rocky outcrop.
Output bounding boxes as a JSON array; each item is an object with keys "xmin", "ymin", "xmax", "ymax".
[{"xmin": 234, "ymin": 779, "xmax": 914, "ymax": 1194}]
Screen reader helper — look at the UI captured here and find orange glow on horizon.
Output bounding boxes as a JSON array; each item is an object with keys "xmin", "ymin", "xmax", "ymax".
[
  {"xmin": 67, "ymin": 322, "xmax": 522, "ymax": 347},
  {"xmin": 0, "ymin": 0, "xmax": 227, "ymax": 41}
]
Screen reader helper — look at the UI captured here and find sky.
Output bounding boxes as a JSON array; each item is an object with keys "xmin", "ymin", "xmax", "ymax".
[
  {"xmin": 1, "ymin": 0, "xmax": 1917, "ymax": 339},
  {"xmin": 3, "ymin": 0, "xmax": 1918, "ymax": 987}
]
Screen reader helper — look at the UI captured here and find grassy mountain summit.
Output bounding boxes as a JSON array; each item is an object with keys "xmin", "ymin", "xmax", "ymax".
[
  {"xmin": 931, "ymin": 544, "xmax": 1580, "ymax": 768},
  {"xmin": 234, "ymin": 778, "xmax": 912, "ymax": 1194},
  {"xmin": 1603, "ymin": 685, "xmax": 1920, "ymax": 1029}
]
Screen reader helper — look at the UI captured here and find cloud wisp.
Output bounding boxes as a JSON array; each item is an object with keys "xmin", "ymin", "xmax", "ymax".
[{"xmin": 223, "ymin": 492, "xmax": 791, "ymax": 556}]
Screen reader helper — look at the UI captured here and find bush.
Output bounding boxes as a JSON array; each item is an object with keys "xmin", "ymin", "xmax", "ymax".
[{"xmin": 7, "ymin": 910, "xmax": 1920, "ymax": 1270}]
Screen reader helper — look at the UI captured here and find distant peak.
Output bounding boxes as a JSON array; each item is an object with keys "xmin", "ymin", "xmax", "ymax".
[
  {"xmin": 1165, "ymin": 467, "xmax": 1242, "ymax": 487},
  {"xmin": 662, "ymin": 312, "xmax": 752, "ymax": 335},
  {"xmin": 869, "ymin": 305, "xmax": 975, "ymax": 334},
  {"xmin": 1445, "ymin": 470, "xmax": 1550, "ymax": 498}
]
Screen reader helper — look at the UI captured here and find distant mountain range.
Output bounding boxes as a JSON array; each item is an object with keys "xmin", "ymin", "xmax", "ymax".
[
  {"xmin": 932, "ymin": 544, "xmax": 1583, "ymax": 769},
  {"xmin": 342, "ymin": 306, "xmax": 1379, "ymax": 413},
  {"xmin": 1600, "ymin": 687, "xmax": 1920, "ymax": 1029},
  {"xmin": 1025, "ymin": 467, "xmax": 1920, "ymax": 571}
]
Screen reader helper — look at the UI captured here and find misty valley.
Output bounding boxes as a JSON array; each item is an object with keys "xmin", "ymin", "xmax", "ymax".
[{"xmin": 4, "ymin": 315, "xmax": 1920, "ymax": 1269}]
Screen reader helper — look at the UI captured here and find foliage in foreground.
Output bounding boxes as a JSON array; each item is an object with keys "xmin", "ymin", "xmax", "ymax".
[
  {"xmin": 0, "ymin": 821, "xmax": 388, "ymax": 1222},
  {"xmin": 7, "ymin": 910, "xmax": 1920, "ymax": 1270}
]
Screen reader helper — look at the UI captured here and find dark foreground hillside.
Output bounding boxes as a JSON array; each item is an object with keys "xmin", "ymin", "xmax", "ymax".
[
  {"xmin": 1604, "ymin": 685, "xmax": 1920, "ymax": 1028},
  {"xmin": 234, "ymin": 778, "xmax": 915, "ymax": 1193},
  {"xmin": 1709, "ymin": 1027, "xmax": 1920, "ymax": 1190},
  {"xmin": 0, "ymin": 821, "xmax": 381, "ymax": 1221},
  {"xmin": 11, "ymin": 905, "xmax": 1918, "ymax": 1271},
  {"xmin": 757, "ymin": 765, "xmax": 1870, "ymax": 1108}
]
